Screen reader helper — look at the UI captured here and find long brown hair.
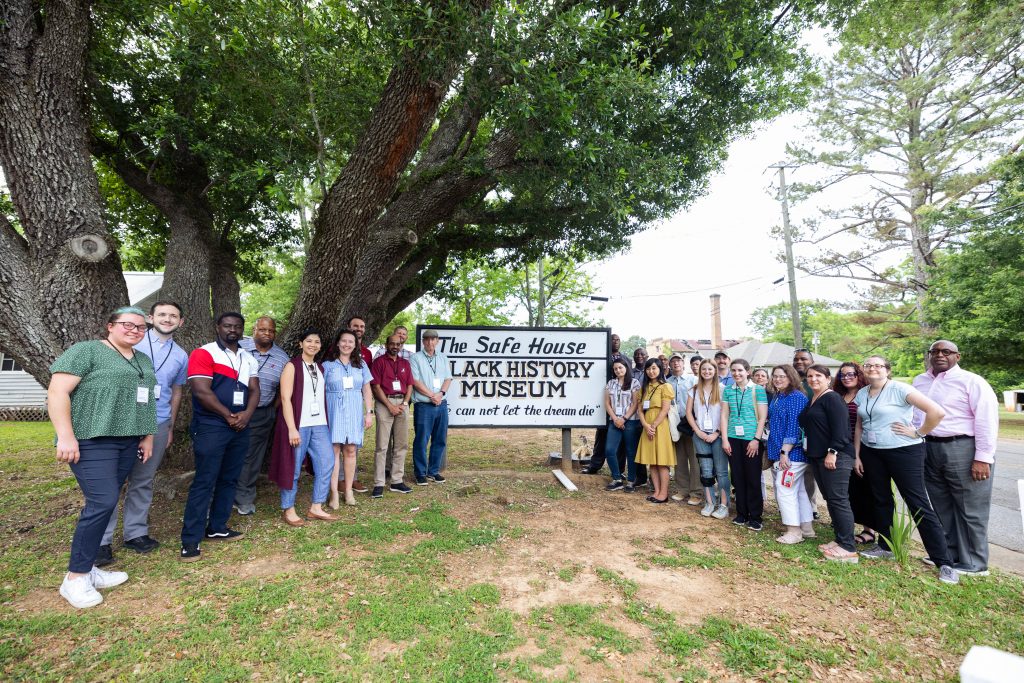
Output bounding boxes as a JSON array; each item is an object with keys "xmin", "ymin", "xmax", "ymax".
[
  {"xmin": 832, "ymin": 361, "xmax": 866, "ymax": 394},
  {"xmin": 770, "ymin": 364, "xmax": 802, "ymax": 395},
  {"xmin": 693, "ymin": 359, "xmax": 722, "ymax": 406}
]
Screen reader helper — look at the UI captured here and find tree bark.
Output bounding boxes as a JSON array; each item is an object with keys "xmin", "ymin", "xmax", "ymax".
[{"xmin": 0, "ymin": 0, "xmax": 128, "ymax": 383}]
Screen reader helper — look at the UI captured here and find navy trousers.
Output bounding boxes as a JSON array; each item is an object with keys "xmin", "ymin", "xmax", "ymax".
[{"xmin": 181, "ymin": 422, "xmax": 250, "ymax": 545}]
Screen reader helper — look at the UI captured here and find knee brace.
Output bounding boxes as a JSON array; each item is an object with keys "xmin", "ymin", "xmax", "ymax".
[{"xmin": 700, "ymin": 475, "xmax": 716, "ymax": 488}]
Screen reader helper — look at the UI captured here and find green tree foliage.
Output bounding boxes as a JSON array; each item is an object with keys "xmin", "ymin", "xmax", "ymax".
[
  {"xmin": 240, "ymin": 253, "xmax": 305, "ymax": 332},
  {"xmin": 620, "ymin": 335, "xmax": 648, "ymax": 355},
  {"xmin": 787, "ymin": 0, "xmax": 1024, "ymax": 326},
  {"xmin": 927, "ymin": 154, "xmax": 1024, "ymax": 391}
]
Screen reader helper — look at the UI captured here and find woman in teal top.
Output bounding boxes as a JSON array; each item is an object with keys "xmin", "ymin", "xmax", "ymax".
[
  {"xmin": 721, "ymin": 359, "xmax": 768, "ymax": 530},
  {"xmin": 47, "ymin": 307, "xmax": 157, "ymax": 609}
]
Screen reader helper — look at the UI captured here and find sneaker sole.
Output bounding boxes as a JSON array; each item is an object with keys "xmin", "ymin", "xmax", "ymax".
[
  {"xmin": 826, "ymin": 556, "xmax": 859, "ymax": 564},
  {"xmin": 179, "ymin": 554, "xmax": 202, "ymax": 563},
  {"xmin": 205, "ymin": 534, "xmax": 243, "ymax": 542},
  {"xmin": 389, "ymin": 489, "xmax": 412, "ymax": 494},
  {"xmin": 372, "ymin": 494, "xmax": 384, "ymax": 499},
  {"xmin": 60, "ymin": 586, "xmax": 102, "ymax": 609}
]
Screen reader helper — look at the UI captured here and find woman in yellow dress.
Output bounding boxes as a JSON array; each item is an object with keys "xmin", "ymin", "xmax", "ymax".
[{"xmin": 635, "ymin": 358, "xmax": 675, "ymax": 503}]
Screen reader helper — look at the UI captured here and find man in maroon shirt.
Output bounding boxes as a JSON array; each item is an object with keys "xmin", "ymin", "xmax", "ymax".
[{"xmin": 370, "ymin": 334, "xmax": 414, "ymax": 497}]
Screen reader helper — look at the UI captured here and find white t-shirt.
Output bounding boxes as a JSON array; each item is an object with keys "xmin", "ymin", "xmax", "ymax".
[{"xmin": 299, "ymin": 362, "xmax": 328, "ymax": 427}]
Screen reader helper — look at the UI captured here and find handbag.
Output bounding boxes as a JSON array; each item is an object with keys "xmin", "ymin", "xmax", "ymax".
[{"xmin": 668, "ymin": 401, "xmax": 681, "ymax": 442}]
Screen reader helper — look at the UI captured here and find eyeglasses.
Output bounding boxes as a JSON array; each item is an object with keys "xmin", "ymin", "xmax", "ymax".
[
  {"xmin": 928, "ymin": 348, "xmax": 958, "ymax": 357},
  {"xmin": 863, "ymin": 363, "xmax": 887, "ymax": 370},
  {"xmin": 838, "ymin": 372, "xmax": 858, "ymax": 379},
  {"xmin": 113, "ymin": 321, "xmax": 147, "ymax": 332}
]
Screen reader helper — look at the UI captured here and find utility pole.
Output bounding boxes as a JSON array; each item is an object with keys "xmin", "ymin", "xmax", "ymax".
[{"xmin": 774, "ymin": 165, "xmax": 802, "ymax": 348}]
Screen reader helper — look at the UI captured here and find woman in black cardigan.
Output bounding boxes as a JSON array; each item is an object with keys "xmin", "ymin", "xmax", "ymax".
[{"xmin": 798, "ymin": 364, "xmax": 858, "ymax": 562}]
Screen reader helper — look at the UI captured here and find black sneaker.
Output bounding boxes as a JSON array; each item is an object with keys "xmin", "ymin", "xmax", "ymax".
[
  {"xmin": 205, "ymin": 528, "xmax": 243, "ymax": 542},
  {"xmin": 605, "ymin": 480, "xmax": 624, "ymax": 491},
  {"xmin": 581, "ymin": 468, "xmax": 601, "ymax": 475},
  {"xmin": 124, "ymin": 535, "xmax": 159, "ymax": 553},
  {"xmin": 180, "ymin": 543, "xmax": 201, "ymax": 562},
  {"xmin": 371, "ymin": 486, "xmax": 385, "ymax": 499},
  {"xmin": 623, "ymin": 483, "xmax": 636, "ymax": 493},
  {"xmin": 95, "ymin": 544, "xmax": 114, "ymax": 567},
  {"xmin": 390, "ymin": 482, "xmax": 412, "ymax": 494},
  {"xmin": 746, "ymin": 520, "xmax": 763, "ymax": 532},
  {"xmin": 427, "ymin": 474, "xmax": 446, "ymax": 483},
  {"xmin": 415, "ymin": 476, "xmax": 429, "ymax": 486},
  {"xmin": 732, "ymin": 516, "xmax": 748, "ymax": 526}
]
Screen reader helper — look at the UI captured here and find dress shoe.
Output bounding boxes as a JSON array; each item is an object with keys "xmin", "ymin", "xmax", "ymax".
[
  {"xmin": 307, "ymin": 509, "xmax": 340, "ymax": 521},
  {"xmin": 282, "ymin": 511, "xmax": 306, "ymax": 527}
]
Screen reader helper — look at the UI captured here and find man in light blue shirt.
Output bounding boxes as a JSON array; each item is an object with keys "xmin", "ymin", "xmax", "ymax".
[
  {"xmin": 667, "ymin": 354, "xmax": 701, "ymax": 504},
  {"xmin": 100, "ymin": 301, "xmax": 189, "ymax": 564},
  {"xmin": 409, "ymin": 329, "xmax": 453, "ymax": 485}
]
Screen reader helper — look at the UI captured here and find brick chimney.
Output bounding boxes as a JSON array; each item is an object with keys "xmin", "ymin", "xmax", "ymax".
[{"xmin": 710, "ymin": 293, "xmax": 723, "ymax": 351}]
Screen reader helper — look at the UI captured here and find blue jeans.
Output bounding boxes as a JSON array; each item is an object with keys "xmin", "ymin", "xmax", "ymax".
[
  {"xmin": 693, "ymin": 434, "xmax": 730, "ymax": 506},
  {"xmin": 68, "ymin": 437, "xmax": 141, "ymax": 572},
  {"xmin": 281, "ymin": 425, "xmax": 334, "ymax": 509},
  {"xmin": 413, "ymin": 401, "xmax": 448, "ymax": 479},
  {"xmin": 604, "ymin": 419, "xmax": 641, "ymax": 482},
  {"xmin": 181, "ymin": 422, "xmax": 249, "ymax": 545}
]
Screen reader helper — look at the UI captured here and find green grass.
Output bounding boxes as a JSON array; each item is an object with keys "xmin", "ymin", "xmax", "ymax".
[
  {"xmin": 3, "ymin": 421, "xmax": 1024, "ymax": 681},
  {"xmin": 999, "ymin": 407, "xmax": 1024, "ymax": 440}
]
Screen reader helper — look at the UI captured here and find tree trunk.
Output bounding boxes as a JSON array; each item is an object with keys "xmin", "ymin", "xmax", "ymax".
[
  {"xmin": 210, "ymin": 238, "xmax": 241, "ymax": 319},
  {"xmin": 0, "ymin": 0, "xmax": 128, "ymax": 384}
]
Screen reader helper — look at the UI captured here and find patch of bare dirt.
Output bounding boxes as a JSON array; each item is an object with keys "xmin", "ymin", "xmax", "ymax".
[{"xmin": 232, "ymin": 553, "xmax": 303, "ymax": 579}]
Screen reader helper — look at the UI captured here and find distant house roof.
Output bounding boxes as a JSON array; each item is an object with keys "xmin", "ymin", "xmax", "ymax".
[
  {"xmin": 725, "ymin": 340, "xmax": 845, "ymax": 369},
  {"xmin": 648, "ymin": 337, "xmax": 740, "ymax": 357}
]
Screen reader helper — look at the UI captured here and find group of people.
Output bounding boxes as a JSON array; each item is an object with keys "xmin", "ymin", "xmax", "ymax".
[
  {"xmin": 48, "ymin": 303, "xmax": 453, "ymax": 609},
  {"xmin": 586, "ymin": 335, "xmax": 1000, "ymax": 586}
]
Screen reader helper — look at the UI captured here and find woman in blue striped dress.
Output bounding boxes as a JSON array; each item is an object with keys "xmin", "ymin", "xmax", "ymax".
[{"xmin": 323, "ymin": 329, "xmax": 374, "ymax": 507}]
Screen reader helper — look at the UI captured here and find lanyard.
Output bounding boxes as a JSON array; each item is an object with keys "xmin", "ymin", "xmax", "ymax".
[
  {"xmin": 223, "ymin": 345, "xmax": 244, "ymax": 390},
  {"xmin": 426, "ymin": 353, "xmax": 437, "ymax": 375},
  {"xmin": 732, "ymin": 384, "xmax": 751, "ymax": 417},
  {"xmin": 104, "ymin": 341, "xmax": 144, "ymax": 379},
  {"xmin": 249, "ymin": 348, "xmax": 272, "ymax": 374},
  {"xmin": 305, "ymin": 363, "xmax": 319, "ymax": 395},
  {"xmin": 864, "ymin": 381, "xmax": 887, "ymax": 426},
  {"xmin": 644, "ymin": 383, "xmax": 660, "ymax": 403},
  {"xmin": 147, "ymin": 333, "xmax": 175, "ymax": 374}
]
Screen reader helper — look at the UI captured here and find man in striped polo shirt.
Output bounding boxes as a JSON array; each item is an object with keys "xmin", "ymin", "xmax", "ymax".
[{"xmin": 180, "ymin": 312, "xmax": 260, "ymax": 562}]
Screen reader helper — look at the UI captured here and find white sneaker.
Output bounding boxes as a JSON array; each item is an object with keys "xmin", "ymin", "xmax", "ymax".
[
  {"xmin": 90, "ymin": 566, "xmax": 128, "ymax": 589},
  {"xmin": 670, "ymin": 493, "xmax": 685, "ymax": 502},
  {"xmin": 711, "ymin": 504, "xmax": 729, "ymax": 520},
  {"xmin": 700, "ymin": 502, "xmax": 715, "ymax": 517},
  {"xmin": 60, "ymin": 573, "xmax": 103, "ymax": 609}
]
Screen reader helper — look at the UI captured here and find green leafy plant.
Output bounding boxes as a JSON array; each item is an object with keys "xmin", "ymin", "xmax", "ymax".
[{"xmin": 877, "ymin": 482, "xmax": 921, "ymax": 566}]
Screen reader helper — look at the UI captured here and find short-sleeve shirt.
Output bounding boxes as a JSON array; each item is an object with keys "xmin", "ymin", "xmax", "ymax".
[
  {"xmin": 371, "ymin": 354, "xmax": 413, "ymax": 395},
  {"xmin": 239, "ymin": 338, "xmax": 290, "ymax": 407},
  {"xmin": 49, "ymin": 340, "xmax": 157, "ymax": 440},
  {"xmin": 410, "ymin": 350, "xmax": 453, "ymax": 403},
  {"xmin": 766, "ymin": 390, "xmax": 808, "ymax": 462},
  {"xmin": 136, "ymin": 330, "xmax": 188, "ymax": 423},
  {"xmin": 855, "ymin": 380, "xmax": 921, "ymax": 449},
  {"xmin": 723, "ymin": 383, "xmax": 767, "ymax": 441},
  {"xmin": 689, "ymin": 384, "xmax": 724, "ymax": 433},
  {"xmin": 606, "ymin": 378, "xmax": 641, "ymax": 421},
  {"xmin": 188, "ymin": 341, "xmax": 260, "ymax": 426}
]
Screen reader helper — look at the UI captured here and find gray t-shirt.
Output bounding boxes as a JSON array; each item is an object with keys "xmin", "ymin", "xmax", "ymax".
[{"xmin": 855, "ymin": 381, "xmax": 921, "ymax": 449}]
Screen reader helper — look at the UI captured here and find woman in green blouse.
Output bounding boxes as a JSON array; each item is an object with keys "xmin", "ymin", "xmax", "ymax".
[{"xmin": 48, "ymin": 307, "xmax": 157, "ymax": 609}]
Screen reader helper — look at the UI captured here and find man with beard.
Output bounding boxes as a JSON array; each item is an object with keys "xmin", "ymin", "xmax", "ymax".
[
  {"xmin": 582, "ymin": 333, "xmax": 632, "ymax": 475},
  {"xmin": 180, "ymin": 313, "xmax": 260, "ymax": 562},
  {"xmin": 234, "ymin": 317, "xmax": 290, "ymax": 515},
  {"xmin": 914, "ymin": 340, "xmax": 999, "ymax": 577},
  {"xmin": 714, "ymin": 351, "xmax": 734, "ymax": 387},
  {"xmin": 342, "ymin": 315, "xmax": 373, "ymax": 493},
  {"xmin": 97, "ymin": 301, "xmax": 189, "ymax": 566}
]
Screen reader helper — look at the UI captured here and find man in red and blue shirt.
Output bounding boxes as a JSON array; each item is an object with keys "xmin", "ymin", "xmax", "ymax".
[{"xmin": 179, "ymin": 312, "xmax": 260, "ymax": 562}]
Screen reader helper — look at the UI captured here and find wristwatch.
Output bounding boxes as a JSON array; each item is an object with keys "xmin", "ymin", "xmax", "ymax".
[{"xmin": 826, "ymin": 448, "xmax": 838, "ymax": 456}]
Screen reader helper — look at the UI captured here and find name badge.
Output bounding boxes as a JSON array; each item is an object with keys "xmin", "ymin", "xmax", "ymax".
[
  {"xmin": 153, "ymin": 385, "xmax": 161, "ymax": 400},
  {"xmin": 310, "ymin": 399, "xmax": 321, "ymax": 416},
  {"xmin": 642, "ymin": 400, "xmax": 651, "ymax": 411},
  {"xmin": 343, "ymin": 376, "xmax": 354, "ymax": 390},
  {"xmin": 802, "ymin": 435, "xmax": 808, "ymax": 450},
  {"xmin": 701, "ymin": 416, "xmax": 712, "ymax": 431},
  {"xmin": 432, "ymin": 378, "xmax": 442, "ymax": 390},
  {"xmin": 136, "ymin": 386, "xmax": 149, "ymax": 404},
  {"xmin": 734, "ymin": 425, "xmax": 745, "ymax": 436},
  {"xmin": 615, "ymin": 406, "xmax": 625, "ymax": 417},
  {"xmin": 232, "ymin": 390, "xmax": 245, "ymax": 406},
  {"xmin": 865, "ymin": 430, "xmax": 877, "ymax": 444},
  {"xmin": 391, "ymin": 380, "xmax": 402, "ymax": 391}
]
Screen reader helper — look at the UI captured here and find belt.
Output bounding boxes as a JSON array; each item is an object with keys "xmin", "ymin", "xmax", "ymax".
[
  {"xmin": 386, "ymin": 394, "xmax": 405, "ymax": 399},
  {"xmin": 924, "ymin": 434, "xmax": 972, "ymax": 443}
]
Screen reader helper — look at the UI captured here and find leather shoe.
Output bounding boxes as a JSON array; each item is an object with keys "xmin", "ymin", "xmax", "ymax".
[
  {"xmin": 95, "ymin": 544, "xmax": 114, "ymax": 567},
  {"xmin": 281, "ymin": 511, "xmax": 306, "ymax": 527},
  {"xmin": 306, "ymin": 510, "xmax": 340, "ymax": 522},
  {"xmin": 124, "ymin": 535, "xmax": 159, "ymax": 553}
]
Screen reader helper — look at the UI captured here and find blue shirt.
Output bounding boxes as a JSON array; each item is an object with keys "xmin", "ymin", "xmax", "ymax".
[
  {"xmin": 855, "ymin": 380, "xmax": 922, "ymax": 449},
  {"xmin": 409, "ymin": 350, "xmax": 453, "ymax": 403},
  {"xmin": 239, "ymin": 337, "xmax": 290, "ymax": 407},
  {"xmin": 766, "ymin": 390, "xmax": 808, "ymax": 462},
  {"xmin": 718, "ymin": 373, "xmax": 735, "ymax": 387},
  {"xmin": 135, "ymin": 330, "xmax": 188, "ymax": 423}
]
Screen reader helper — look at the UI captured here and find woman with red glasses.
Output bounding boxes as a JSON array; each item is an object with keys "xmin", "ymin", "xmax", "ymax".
[{"xmin": 47, "ymin": 307, "xmax": 158, "ymax": 609}]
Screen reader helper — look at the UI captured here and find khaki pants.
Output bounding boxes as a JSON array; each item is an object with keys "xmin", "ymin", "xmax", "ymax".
[
  {"xmin": 673, "ymin": 435, "xmax": 701, "ymax": 498},
  {"xmin": 374, "ymin": 398, "xmax": 409, "ymax": 486}
]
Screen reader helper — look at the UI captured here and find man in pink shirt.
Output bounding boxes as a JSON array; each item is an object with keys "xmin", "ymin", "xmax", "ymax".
[{"xmin": 913, "ymin": 340, "xmax": 999, "ymax": 576}]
